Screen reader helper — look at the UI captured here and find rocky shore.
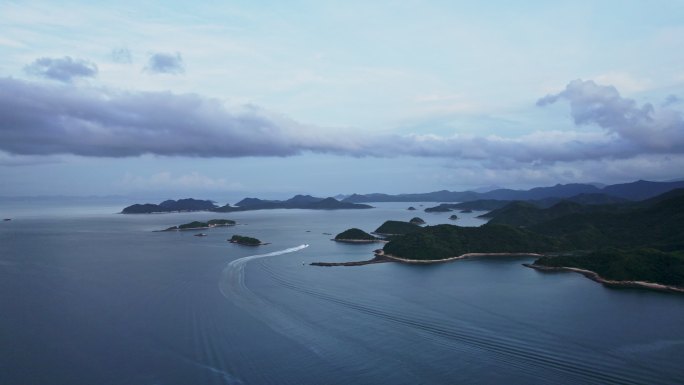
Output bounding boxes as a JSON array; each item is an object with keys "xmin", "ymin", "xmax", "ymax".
[{"xmin": 524, "ymin": 264, "xmax": 684, "ymax": 294}]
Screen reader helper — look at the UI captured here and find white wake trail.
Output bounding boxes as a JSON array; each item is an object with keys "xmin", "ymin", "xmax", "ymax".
[{"xmin": 219, "ymin": 244, "xmax": 309, "ymax": 305}]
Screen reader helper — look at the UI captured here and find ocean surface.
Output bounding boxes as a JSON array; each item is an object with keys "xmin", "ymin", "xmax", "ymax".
[{"xmin": 1, "ymin": 201, "xmax": 683, "ymax": 384}]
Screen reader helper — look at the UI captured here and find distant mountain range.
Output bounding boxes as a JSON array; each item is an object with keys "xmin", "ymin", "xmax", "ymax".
[
  {"xmin": 343, "ymin": 179, "xmax": 684, "ymax": 203},
  {"xmin": 121, "ymin": 195, "xmax": 372, "ymax": 214}
]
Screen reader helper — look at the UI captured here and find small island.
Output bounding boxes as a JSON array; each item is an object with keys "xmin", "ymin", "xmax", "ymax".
[
  {"xmin": 449, "ymin": 215, "xmax": 458, "ymax": 220},
  {"xmin": 229, "ymin": 234, "xmax": 265, "ymax": 246},
  {"xmin": 409, "ymin": 217, "xmax": 426, "ymax": 225},
  {"xmin": 333, "ymin": 228, "xmax": 383, "ymax": 243},
  {"xmin": 162, "ymin": 219, "xmax": 236, "ymax": 231},
  {"xmin": 407, "ymin": 206, "xmax": 416, "ymax": 211},
  {"xmin": 373, "ymin": 220, "xmax": 420, "ymax": 236}
]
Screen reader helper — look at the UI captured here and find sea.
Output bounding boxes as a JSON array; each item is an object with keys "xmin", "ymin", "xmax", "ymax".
[{"xmin": 1, "ymin": 200, "xmax": 683, "ymax": 385}]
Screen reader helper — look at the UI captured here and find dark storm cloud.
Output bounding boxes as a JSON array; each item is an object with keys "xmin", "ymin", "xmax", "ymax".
[
  {"xmin": 24, "ymin": 56, "xmax": 98, "ymax": 83},
  {"xmin": 1, "ymin": 78, "xmax": 682, "ymax": 164},
  {"xmin": 145, "ymin": 52, "xmax": 184, "ymax": 74},
  {"xmin": 0, "ymin": 77, "xmax": 324, "ymax": 157},
  {"xmin": 537, "ymin": 79, "xmax": 684, "ymax": 153}
]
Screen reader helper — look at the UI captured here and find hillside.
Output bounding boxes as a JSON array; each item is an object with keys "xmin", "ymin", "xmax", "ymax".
[
  {"xmin": 374, "ymin": 220, "xmax": 421, "ymax": 235},
  {"xmin": 383, "ymin": 224, "xmax": 561, "ymax": 261}
]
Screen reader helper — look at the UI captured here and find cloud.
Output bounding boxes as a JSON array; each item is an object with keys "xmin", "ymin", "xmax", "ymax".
[
  {"xmin": 24, "ymin": 56, "xmax": 98, "ymax": 83},
  {"xmin": 1, "ymin": 77, "xmax": 682, "ymax": 168},
  {"xmin": 537, "ymin": 79, "xmax": 684, "ymax": 153},
  {"xmin": 120, "ymin": 171, "xmax": 244, "ymax": 191},
  {"xmin": 145, "ymin": 52, "xmax": 184, "ymax": 74},
  {"xmin": 111, "ymin": 48, "xmax": 132, "ymax": 64}
]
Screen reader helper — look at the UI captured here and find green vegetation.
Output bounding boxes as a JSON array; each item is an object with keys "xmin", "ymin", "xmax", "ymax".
[
  {"xmin": 374, "ymin": 220, "xmax": 420, "ymax": 235},
  {"xmin": 383, "ymin": 224, "xmax": 561, "ymax": 261},
  {"xmin": 532, "ymin": 248, "xmax": 684, "ymax": 286},
  {"xmin": 229, "ymin": 235, "xmax": 262, "ymax": 246},
  {"xmin": 409, "ymin": 217, "xmax": 426, "ymax": 225},
  {"xmin": 334, "ymin": 228, "xmax": 377, "ymax": 241},
  {"xmin": 163, "ymin": 219, "xmax": 235, "ymax": 231},
  {"xmin": 383, "ymin": 190, "xmax": 684, "ymax": 288}
]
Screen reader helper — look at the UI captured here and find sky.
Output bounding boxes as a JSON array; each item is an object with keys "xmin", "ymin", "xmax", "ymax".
[{"xmin": 1, "ymin": 0, "xmax": 684, "ymax": 200}]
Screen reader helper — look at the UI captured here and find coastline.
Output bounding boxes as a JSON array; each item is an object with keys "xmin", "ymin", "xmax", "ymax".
[
  {"xmin": 332, "ymin": 238, "xmax": 388, "ymax": 244},
  {"xmin": 310, "ymin": 254, "xmax": 392, "ymax": 267},
  {"xmin": 375, "ymin": 249, "xmax": 544, "ymax": 264},
  {"xmin": 524, "ymin": 264, "xmax": 684, "ymax": 294}
]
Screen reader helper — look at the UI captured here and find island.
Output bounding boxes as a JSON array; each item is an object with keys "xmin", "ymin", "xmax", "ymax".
[
  {"xmin": 162, "ymin": 219, "xmax": 236, "ymax": 231},
  {"xmin": 449, "ymin": 215, "xmax": 458, "ymax": 220},
  {"xmin": 3, "ymin": 218, "xmax": 11, "ymax": 221},
  {"xmin": 122, "ymin": 198, "xmax": 217, "ymax": 214},
  {"xmin": 372, "ymin": 220, "xmax": 421, "ymax": 236},
  {"xmin": 213, "ymin": 195, "xmax": 373, "ymax": 212},
  {"xmin": 407, "ymin": 206, "xmax": 416, "ymax": 211},
  {"xmin": 228, "ymin": 235, "xmax": 265, "ymax": 246},
  {"xmin": 409, "ymin": 217, "xmax": 426, "ymax": 225},
  {"xmin": 424, "ymin": 205, "xmax": 453, "ymax": 213},
  {"xmin": 333, "ymin": 228, "xmax": 383, "ymax": 243},
  {"xmin": 123, "ymin": 195, "xmax": 373, "ymax": 214}
]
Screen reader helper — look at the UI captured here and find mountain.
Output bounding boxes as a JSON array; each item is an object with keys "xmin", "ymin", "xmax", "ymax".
[
  {"xmin": 384, "ymin": 189, "xmax": 684, "ymax": 261},
  {"xmin": 602, "ymin": 180, "xmax": 684, "ymax": 200},
  {"xmin": 122, "ymin": 198, "xmax": 218, "ymax": 214},
  {"xmin": 342, "ymin": 179, "xmax": 684, "ymax": 203}
]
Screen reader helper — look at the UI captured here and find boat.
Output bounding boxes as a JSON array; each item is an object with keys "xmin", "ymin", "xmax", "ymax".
[
  {"xmin": 3, "ymin": 218, "xmax": 11, "ymax": 221},
  {"xmin": 194, "ymin": 233, "xmax": 208, "ymax": 237}
]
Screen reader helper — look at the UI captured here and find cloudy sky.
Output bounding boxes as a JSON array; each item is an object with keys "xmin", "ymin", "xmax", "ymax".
[{"xmin": 1, "ymin": 0, "xmax": 683, "ymax": 199}]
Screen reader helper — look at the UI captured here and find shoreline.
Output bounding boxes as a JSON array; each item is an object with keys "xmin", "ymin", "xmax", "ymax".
[
  {"xmin": 375, "ymin": 249, "xmax": 544, "ymax": 264},
  {"xmin": 310, "ymin": 254, "xmax": 393, "ymax": 267},
  {"xmin": 312, "ymin": 249, "xmax": 543, "ymax": 267},
  {"xmin": 160, "ymin": 224, "xmax": 236, "ymax": 232},
  {"xmin": 332, "ymin": 238, "xmax": 389, "ymax": 244},
  {"xmin": 524, "ymin": 264, "xmax": 684, "ymax": 294}
]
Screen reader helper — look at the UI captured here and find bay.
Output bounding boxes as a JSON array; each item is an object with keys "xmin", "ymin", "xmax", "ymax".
[{"xmin": 1, "ymin": 202, "xmax": 683, "ymax": 384}]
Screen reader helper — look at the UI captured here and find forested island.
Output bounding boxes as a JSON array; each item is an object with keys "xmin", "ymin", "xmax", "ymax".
[
  {"xmin": 123, "ymin": 199, "xmax": 218, "ymax": 214},
  {"xmin": 228, "ymin": 235, "xmax": 264, "ymax": 246},
  {"xmin": 161, "ymin": 219, "xmax": 235, "ymax": 231},
  {"xmin": 333, "ymin": 228, "xmax": 382, "ymax": 243},
  {"xmin": 122, "ymin": 195, "xmax": 371, "ymax": 214}
]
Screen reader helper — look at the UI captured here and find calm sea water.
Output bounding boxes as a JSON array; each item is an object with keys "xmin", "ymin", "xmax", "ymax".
[{"xmin": 1, "ymin": 202, "xmax": 683, "ymax": 384}]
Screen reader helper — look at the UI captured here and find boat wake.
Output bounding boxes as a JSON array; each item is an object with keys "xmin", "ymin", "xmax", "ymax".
[{"xmin": 219, "ymin": 244, "xmax": 309, "ymax": 304}]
